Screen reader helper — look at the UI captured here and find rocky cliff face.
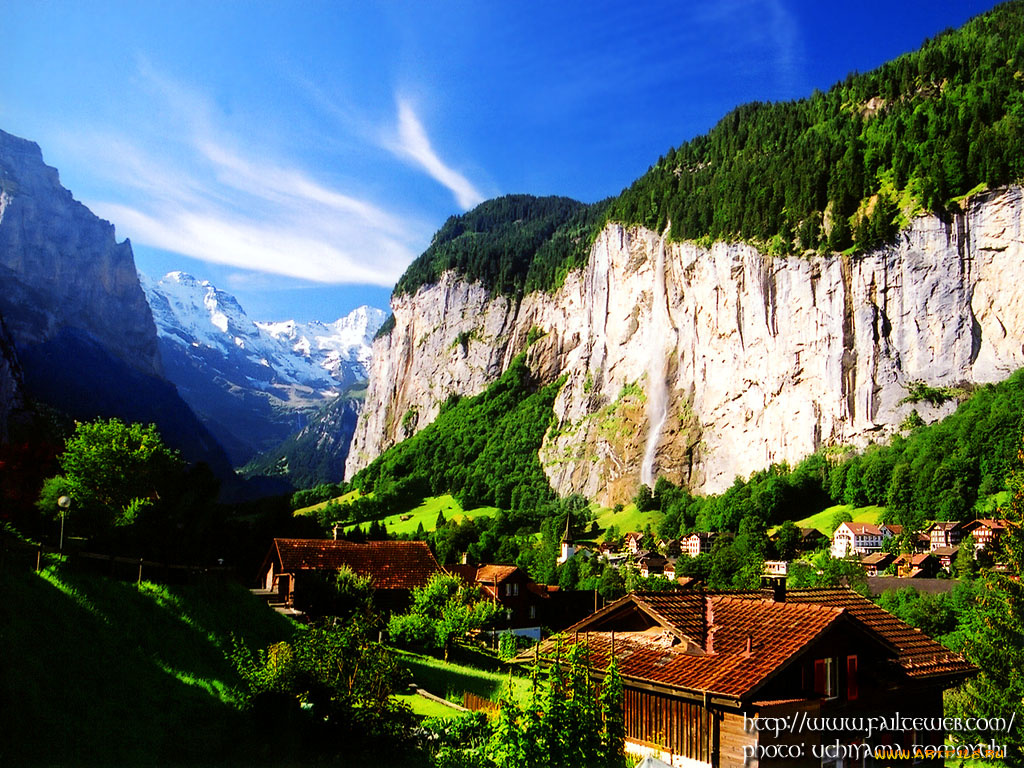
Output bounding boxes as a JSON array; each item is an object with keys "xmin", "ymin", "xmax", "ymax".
[
  {"xmin": 0, "ymin": 130, "xmax": 160, "ymax": 376},
  {"xmin": 0, "ymin": 314, "xmax": 24, "ymax": 443},
  {"xmin": 0, "ymin": 129, "xmax": 231, "ymax": 478},
  {"xmin": 347, "ymin": 186, "xmax": 1024, "ymax": 503}
]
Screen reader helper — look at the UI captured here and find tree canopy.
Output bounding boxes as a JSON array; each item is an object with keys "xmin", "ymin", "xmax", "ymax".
[{"xmin": 39, "ymin": 418, "xmax": 185, "ymax": 535}]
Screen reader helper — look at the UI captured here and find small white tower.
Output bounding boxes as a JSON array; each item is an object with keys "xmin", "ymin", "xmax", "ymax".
[{"xmin": 557, "ymin": 515, "xmax": 576, "ymax": 565}]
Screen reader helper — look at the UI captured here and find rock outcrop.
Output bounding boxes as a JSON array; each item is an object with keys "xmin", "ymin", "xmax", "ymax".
[
  {"xmin": 0, "ymin": 129, "xmax": 231, "ymax": 477},
  {"xmin": 0, "ymin": 129, "xmax": 160, "ymax": 376},
  {"xmin": 0, "ymin": 313, "xmax": 24, "ymax": 443},
  {"xmin": 347, "ymin": 186, "xmax": 1024, "ymax": 504}
]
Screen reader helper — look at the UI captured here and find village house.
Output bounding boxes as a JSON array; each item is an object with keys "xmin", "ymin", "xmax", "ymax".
[
  {"xmin": 683, "ymin": 531, "xmax": 717, "ymax": 557},
  {"xmin": 830, "ymin": 522, "xmax": 891, "ymax": 558},
  {"xmin": 449, "ymin": 563, "xmax": 548, "ymax": 640},
  {"xmin": 893, "ymin": 552, "xmax": 940, "ymax": 579},
  {"xmin": 960, "ymin": 518, "xmax": 1008, "ymax": 554},
  {"xmin": 762, "ymin": 560, "xmax": 788, "ymax": 577},
  {"xmin": 795, "ymin": 527, "xmax": 827, "ymax": 553},
  {"xmin": 636, "ymin": 551, "xmax": 669, "ymax": 578},
  {"xmin": 932, "ymin": 546, "xmax": 959, "ymax": 571},
  {"xmin": 859, "ymin": 551, "xmax": 894, "ymax": 577},
  {"xmin": 658, "ymin": 538, "xmax": 683, "ymax": 557},
  {"xmin": 624, "ymin": 531, "xmax": 645, "ymax": 554},
  {"xmin": 663, "ymin": 560, "xmax": 677, "ymax": 581},
  {"xmin": 927, "ymin": 521, "xmax": 963, "ymax": 551},
  {"xmin": 521, "ymin": 586, "xmax": 974, "ymax": 767},
  {"xmin": 256, "ymin": 538, "xmax": 440, "ymax": 613}
]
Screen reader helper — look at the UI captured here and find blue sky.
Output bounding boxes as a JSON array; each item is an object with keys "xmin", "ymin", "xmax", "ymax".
[{"xmin": 2, "ymin": 0, "xmax": 1001, "ymax": 322}]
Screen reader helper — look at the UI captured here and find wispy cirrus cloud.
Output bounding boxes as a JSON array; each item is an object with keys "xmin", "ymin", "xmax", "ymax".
[
  {"xmin": 389, "ymin": 98, "xmax": 485, "ymax": 210},
  {"xmin": 68, "ymin": 65, "xmax": 440, "ymax": 287}
]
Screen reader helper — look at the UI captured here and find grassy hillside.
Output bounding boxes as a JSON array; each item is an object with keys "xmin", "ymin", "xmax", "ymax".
[
  {"xmin": 371, "ymin": 495, "xmax": 500, "ymax": 536},
  {"xmin": 594, "ymin": 502, "xmax": 662, "ymax": 537},
  {"xmin": 793, "ymin": 505, "xmax": 884, "ymax": 535},
  {"xmin": 0, "ymin": 563, "xmax": 294, "ymax": 767}
]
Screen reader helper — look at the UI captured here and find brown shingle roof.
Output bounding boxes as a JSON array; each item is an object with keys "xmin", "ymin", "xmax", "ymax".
[
  {"xmin": 776, "ymin": 588, "xmax": 974, "ymax": 679},
  {"xmin": 531, "ymin": 593, "xmax": 845, "ymax": 700},
  {"xmin": 272, "ymin": 538, "xmax": 439, "ymax": 590},
  {"xmin": 525, "ymin": 587, "xmax": 974, "ymax": 701}
]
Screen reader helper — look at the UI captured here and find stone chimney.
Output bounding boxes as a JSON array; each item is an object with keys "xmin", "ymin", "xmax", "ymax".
[{"xmin": 704, "ymin": 595, "xmax": 718, "ymax": 655}]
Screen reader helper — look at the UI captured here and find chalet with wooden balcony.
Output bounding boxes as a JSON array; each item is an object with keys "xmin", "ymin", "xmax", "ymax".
[
  {"xmin": 520, "ymin": 587, "xmax": 974, "ymax": 767},
  {"xmin": 449, "ymin": 563, "xmax": 548, "ymax": 639}
]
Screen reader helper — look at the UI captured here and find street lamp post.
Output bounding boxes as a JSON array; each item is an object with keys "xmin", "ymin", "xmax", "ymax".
[{"xmin": 58, "ymin": 495, "xmax": 71, "ymax": 553}]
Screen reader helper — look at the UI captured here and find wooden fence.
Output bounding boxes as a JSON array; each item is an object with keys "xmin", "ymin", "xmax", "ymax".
[
  {"xmin": 0, "ymin": 531, "xmax": 234, "ymax": 585},
  {"xmin": 462, "ymin": 691, "xmax": 498, "ymax": 714}
]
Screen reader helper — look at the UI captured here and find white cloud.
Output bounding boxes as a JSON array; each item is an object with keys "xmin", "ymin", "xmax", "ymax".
[
  {"xmin": 70, "ymin": 67, "xmax": 431, "ymax": 287},
  {"xmin": 391, "ymin": 99, "xmax": 485, "ymax": 210}
]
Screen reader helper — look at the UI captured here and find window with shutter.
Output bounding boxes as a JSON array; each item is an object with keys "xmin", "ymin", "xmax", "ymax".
[{"xmin": 847, "ymin": 655, "xmax": 858, "ymax": 700}]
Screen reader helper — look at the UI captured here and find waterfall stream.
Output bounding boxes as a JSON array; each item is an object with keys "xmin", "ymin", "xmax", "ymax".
[{"xmin": 640, "ymin": 225, "xmax": 673, "ymax": 488}]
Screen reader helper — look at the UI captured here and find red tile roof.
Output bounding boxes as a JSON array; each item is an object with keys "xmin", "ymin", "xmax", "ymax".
[
  {"xmin": 841, "ymin": 523, "xmax": 883, "ymax": 535},
  {"xmin": 529, "ymin": 593, "xmax": 845, "ymax": 700},
  {"xmin": 271, "ymin": 538, "xmax": 440, "ymax": 590},
  {"xmin": 524, "ymin": 587, "xmax": 974, "ymax": 701},
  {"xmin": 772, "ymin": 588, "xmax": 974, "ymax": 680}
]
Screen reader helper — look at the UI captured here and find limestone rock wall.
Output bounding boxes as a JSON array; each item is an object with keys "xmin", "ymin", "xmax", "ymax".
[
  {"xmin": 0, "ymin": 129, "xmax": 160, "ymax": 376},
  {"xmin": 347, "ymin": 186, "xmax": 1024, "ymax": 503}
]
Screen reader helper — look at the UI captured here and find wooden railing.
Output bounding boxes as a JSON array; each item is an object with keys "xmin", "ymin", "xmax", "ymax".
[{"xmin": 462, "ymin": 691, "xmax": 498, "ymax": 713}]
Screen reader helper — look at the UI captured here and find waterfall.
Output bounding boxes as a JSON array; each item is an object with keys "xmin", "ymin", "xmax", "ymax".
[{"xmin": 641, "ymin": 225, "xmax": 673, "ymax": 488}]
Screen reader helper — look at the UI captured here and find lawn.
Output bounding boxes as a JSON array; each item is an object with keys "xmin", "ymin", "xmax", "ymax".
[
  {"xmin": 393, "ymin": 648, "xmax": 533, "ymax": 705},
  {"xmin": 345, "ymin": 494, "xmax": 500, "ymax": 536},
  {"xmin": 394, "ymin": 692, "xmax": 465, "ymax": 719},
  {"xmin": 793, "ymin": 504, "xmax": 884, "ymax": 535}
]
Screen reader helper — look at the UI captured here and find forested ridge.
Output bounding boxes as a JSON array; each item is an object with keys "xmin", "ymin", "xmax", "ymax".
[
  {"xmin": 389, "ymin": 0, "xmax": 1024, "ymax": 305},
  {"xmin": 346, "ymin": 355, "xmax": 563, "ymax": 530},
  {"xmin": 393, "ymin": 195, "xmax": 610, "ymax": 298},
  {"xmin": 609, "ymin": 0, "xmax": 1024, "ymax": 253}
]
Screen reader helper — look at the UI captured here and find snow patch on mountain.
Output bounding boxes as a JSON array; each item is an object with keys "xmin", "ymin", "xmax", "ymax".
[{"xmin": 142, "ymin": 271, "xmax": 386, "ymax": 393}]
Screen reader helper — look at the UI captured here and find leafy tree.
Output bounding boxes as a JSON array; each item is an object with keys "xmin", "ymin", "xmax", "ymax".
[
  {"xmin": 40, "ymin": 418, "xmax": 184, "ymax": 537},
  {"xmin": 950, "ymin": 437, "xmax": 1024, "ymax": 758},
  {"xmin": 484, "ymin": 640, "xmax": 625, "ymax": 768},
  {"xmin": 597, "ymin": 565, "xmax": 626, "ymax": 602},
  {"xmin": 293, "ymin": 565, "xmax": 375, "ymax": 622},
  {"xmin": 232, "ymin": 622, "xmax": 416, "ymax": 760},
  {"xmin": 828, "ymin": 508, "xmax": 853, "ymax": 535},
  {"xmin": 387, "ymin": 572, "xmax": 496, "ymax": 660},
  {"xmin": 633, "ymin": 484, "xmax": 656, "ymax": 513},
  {"xmin": 773, "ymin": 520, "xmax": 801, "ymax": 560}
]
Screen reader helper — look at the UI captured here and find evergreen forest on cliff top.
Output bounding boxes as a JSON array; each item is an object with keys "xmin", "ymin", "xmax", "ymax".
[{"xmin": 393, "ymin": 0, "xmax": 1024, "ymax": 301}]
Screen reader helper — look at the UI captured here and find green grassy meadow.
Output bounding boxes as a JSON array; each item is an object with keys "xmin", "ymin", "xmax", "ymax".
[
  {"xmin": 0, "ymin": 561, "xmax": 295, "ymax": 767},
  {"xmin": 593, "ymin": 501, "xmax": 662, "ymax": 536},
  {"xmin": 792, "ymin": 504, "xmax": 884, "ymax": 535},
  {"xmin": 394, "ymin": 649, "xmax": 532, "ymax": 705}
]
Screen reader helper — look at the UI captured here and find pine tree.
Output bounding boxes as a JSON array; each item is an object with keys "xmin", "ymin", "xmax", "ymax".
[{"xmin": 952, "ymin": 437, "xmax": 1024, "ymax": 760}]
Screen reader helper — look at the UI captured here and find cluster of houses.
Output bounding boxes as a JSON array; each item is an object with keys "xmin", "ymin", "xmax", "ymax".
[
  {"xmin": 560, "ymin": 522, "xmax": 720, "ymax": 581},
  {"xmin": 827, "ymin": 517, "xmax": 1008, "ymax": 577},
  {"xmin": 255, "ymin": 532, "xmax": 978, "ymax": 767}
]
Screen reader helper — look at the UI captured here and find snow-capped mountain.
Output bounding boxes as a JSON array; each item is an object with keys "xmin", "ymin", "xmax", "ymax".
[{"xmin": 142, "ymin": 271, "xmax": 386, "ymax": 471}]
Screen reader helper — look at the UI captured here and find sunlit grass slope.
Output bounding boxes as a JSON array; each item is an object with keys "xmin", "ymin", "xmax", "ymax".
[{"xmin": 0, "ymin": 563, "xmax": 294, "ymax": 767}]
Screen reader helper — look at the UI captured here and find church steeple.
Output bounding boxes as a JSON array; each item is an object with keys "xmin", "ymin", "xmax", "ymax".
[
  {"xmin": 561, "ymin": 514, "xmax": 574, "ymax": 544},
  {"xmin": 557, "ymin": 514, "xmax": 576, "ymax": 565}
]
